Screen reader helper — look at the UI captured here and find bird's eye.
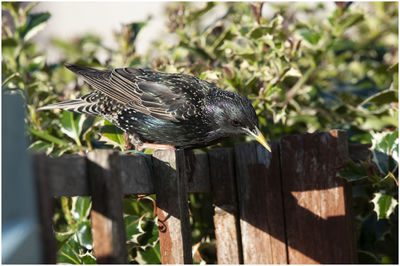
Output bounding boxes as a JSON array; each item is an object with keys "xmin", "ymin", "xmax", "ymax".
[{"xmin": 232, "ymin": 119, "xmax": 241, "ymax": 127}]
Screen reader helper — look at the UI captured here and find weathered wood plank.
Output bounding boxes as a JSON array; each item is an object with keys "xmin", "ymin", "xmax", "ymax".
[
  {"xmin": 119, "ymin": 154, "xmax": 154, "ymax": 194},
  {"xmin": 209, "ymin": 148, "xmax": 242, "ymax": 264},
  {"xmin": 234, "ymin": 141, "xmax": 288, "ymax": 264},
  {"xmin": 32, "ymin": 154, "xmax": 57, "ymax": 263},
  {"xmin": 44, "ymin": 155, "xmax": 88, "ymax": 197},
  {"xmin": 44, "ymin": 153, "xmax": 211, "ymax": 196},
  {"xmin": 87, "ymin": 150, "xmax": 128, "ymax": 263},
  {"xmin": 329, "ymin": 129, "xmax": 357, "ymax": 261},
  {"xmin": 153, "ymin": 149, "xmax": 192, "ymax": 264},
  {"xmin": 188, "ymin": 153, "xmax": 211, "ymax": 193},
  {"xmin": 279, "ymin": 130, "xmax": 356, "ymax": 263}
]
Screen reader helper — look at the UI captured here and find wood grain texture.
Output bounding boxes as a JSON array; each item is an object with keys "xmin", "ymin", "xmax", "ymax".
[
  {"xmin": 32, "ymin": 154, "xmax": 57, "ymax": 263},
  {"xmin": 43, "ymin": 153, "xmax": 212, "ymax": 196},
  {"xmin": 234, "ymin": 141, "xmax": 288, "ymax": 264},
  {"xmin": 209, "ymin": 148, "xmax": 242, "ymax": 264},
  {"xmin": 188, "ymin": 153, "xmax": 211, "ymax": 193},
  {"xmin": 44, "ymin": 155, "xmax": 88, "ymax": 197},
  {"xmin": 153, "ymin": 149, "xmax": 192, "ymax": 264},
  {"xmin": 279, "ymin": 130, "xmax": 356, "ymax": 263},
  {"xmin": 119, "ymin": 154, "xmax": 154, "ymax": 194},
  {"xmin": 87, "ymin": 150, "xmax": 128, "ymax": 263}
]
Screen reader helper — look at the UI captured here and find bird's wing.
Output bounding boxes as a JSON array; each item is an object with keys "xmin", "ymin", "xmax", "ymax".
[
  {"xmin": 64, "ymin": 65, "xmax": 205, "ymax": 122},
  {"xmin": 110, "ymin": 68, "xmax": 204, "ymax": 122},
  {"xmin": 64, "ymin": 65, "xmax": 127, "ymax": 102}
]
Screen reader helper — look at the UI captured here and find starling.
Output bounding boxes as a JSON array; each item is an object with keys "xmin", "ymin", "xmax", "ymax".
[{"xmin": 39, "ymin": 65, "xmax": 271, "ymax": 151}]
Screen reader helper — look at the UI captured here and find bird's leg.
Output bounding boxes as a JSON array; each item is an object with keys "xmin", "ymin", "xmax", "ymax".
[
  {"xmin": 124, "ymin": 133, "xmax": 145, "ymax": 151},
  {"xmin": 123, "ymin": 132, "xmax": 134, "ymax": 151},
  {"xmin": 124, "ymin": 132, "xmax": 175, "ymax": 151},
  {"xmin": 137, "ymin": 143, "xmax": 176, "ymax": 151}
]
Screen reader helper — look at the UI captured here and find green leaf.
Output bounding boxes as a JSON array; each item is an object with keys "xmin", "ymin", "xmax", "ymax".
[
  {"xmin": 52, "ymin": 144, "xmax": 74, "ymax": 157},
  {"xmin": 372, "ymin": 192, "xmax": 398, "ymax": 219},
  {"xmin": 210, "ymin": 28, "xmax": 235, "ymax": 52},
  {"xmin": 54, "ymin": 230, "xmax": 75, "ymax": 243},
  {"xmin": 80, "ymin": 252, "xmax": 96, "ymax": 264},
  {"xmin": 28, "ymin": 140, "xmax": 52, "ymax": 152},
  {"xmin": 265, "ymin": 86, "xmax": 281, "ymax": 98},
  {"xmin": 236, "ymin": 52, "xmax": 256, "ymax": 61},
  {"xmin": 388, "ymin": 62, "xmax": 398, "ymax": 76},
  {"xmin": 287, "ymin": 114, "xmax": 321, "ymax": 128},
  {"xmin": 372, "ymin": 129, "xmax": 399, "ymax": 159},
  {"xmin": 2, "ymin": 72, "xmax": 22, "ymax": 88},
  {"xmin": 248, "ymin": 26, "xmax": 272, "ymax": 39},
  {"xmin": 358, "ymin": 250, "xmax": 381, "ymax": 264},
  {"xmin": 333, "ymin": 13, "xmax": 364, "ymax": 36},
  {"xmin": 138, "ymin": 219, "xmax": 159, "ymax": 246},
  {"xmin": 125, "ymin": 215, "xmax": 141, "ymax": 242},
  {"xmin": 340, "ymin": 13, "xmax": 364, "ymax": 30},
  {"xmin": 18, "ymin": 12, "xmax": 51, "ymax": 41},
  {"xmin": 187, "ymin": 2, "xmax": 216, "ymax": 23},
  {"xmin": 60, "ymin": 111, "xmax": 85, "ymax": 146},
  {"xmin": 99, "ymin": 120, "xmax": 125, "ymax": 150},
  {"xmin": 28, "ymin": 140, "xmax": 60, "ymax": 156},
  {"xmin": 137, "ymin": 242, "xmax": 161, "ymax": 264},
  {"xmin": 371, "ymin": 129, "xmax": 399, "ymax": 174},
  {"xmin": 2, "ymin": 37, "xmax": 18, "ymax": 48},
  {"xmin": 244, "ymin": 76, "xmax": 259, "ymax": 92},
  {"xmin": 338, "ymin": 160, "xmax": 369, "ymax": 181},
  {"xmin": 27, "ymin": 55, "xmax": 46, "ymax": 72},
  {"xmin": 363, "ymin": 114, "xmax": 395, "ymax": 131},
  {"xmin": 57, "ymin": 238, "xmax": 82, "ymax": 264},
  {"xmin": 71, "ymin": 197, "xmax": 91, "ymax": 222},
  {"xmin": 28, "ymin": 127, "xmax": 69, "ymax": 146},
  {"xmin": 76, "ymin": 221, "xmax": 93, "ymax": 250},
  {"xmin": 298, "ymin": 28, "xmax": 320, "ymax": 45},
  {"xmin": 360, "ymin": 89, "xmax": 398, "ymax": 107}
]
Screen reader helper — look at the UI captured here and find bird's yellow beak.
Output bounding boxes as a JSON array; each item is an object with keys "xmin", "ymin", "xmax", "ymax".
[{"xmin": 246, "ymin": 127, "xmax": 271, "ymax": 152}]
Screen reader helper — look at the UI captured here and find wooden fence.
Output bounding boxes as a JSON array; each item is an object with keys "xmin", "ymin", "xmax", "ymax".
[{"xmin": 33, "ymin": 130, "xmax": 357, "ymax": 264}]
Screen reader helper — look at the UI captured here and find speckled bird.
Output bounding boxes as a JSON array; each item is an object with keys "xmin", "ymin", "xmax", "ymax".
[{"xmin": 39, "ymin": 65, "xmax": 271, "ymax": 151}]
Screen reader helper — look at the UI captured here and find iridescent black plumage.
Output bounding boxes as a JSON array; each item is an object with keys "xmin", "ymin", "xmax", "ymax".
[{"xmin": 39, "ymin": 65, "xmax": 270, "ymax": 151}]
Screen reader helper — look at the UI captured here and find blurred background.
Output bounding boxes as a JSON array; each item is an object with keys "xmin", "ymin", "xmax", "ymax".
[
  {"xmin": 2, "ymin": 1, "xmax": 398, "ymax": 264},
  {"xmin": 32, "ymin": 2, "xmax": 167, "ymax": 62}
]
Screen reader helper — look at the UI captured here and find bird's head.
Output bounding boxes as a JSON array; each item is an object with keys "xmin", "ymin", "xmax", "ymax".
[{"xmin": 206, "ymin": 90, "xmax": 271, "ymax": 152}]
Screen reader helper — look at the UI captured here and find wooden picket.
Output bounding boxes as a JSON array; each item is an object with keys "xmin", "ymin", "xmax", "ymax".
[{"xmin": 33, "ymin": 130, "xmax": 357, "ymax": 264}]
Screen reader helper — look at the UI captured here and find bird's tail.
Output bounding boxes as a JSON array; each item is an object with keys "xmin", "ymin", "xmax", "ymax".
[
  {"xmin": 64, "ymin": 64, "xmax": 106, "ymax": 76},
  {"xmin": 37, "ymin": 99, "xmax": 95, "ymax": 115}
]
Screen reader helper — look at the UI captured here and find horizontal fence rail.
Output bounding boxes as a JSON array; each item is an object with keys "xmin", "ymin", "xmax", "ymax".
[
  {"xmin": 33, "ymin": 130, "xmax": 359, "ymax": 264},
  {"xmin": 35, "ymin": 151, "xmax": 211, "ymax": 197}
]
